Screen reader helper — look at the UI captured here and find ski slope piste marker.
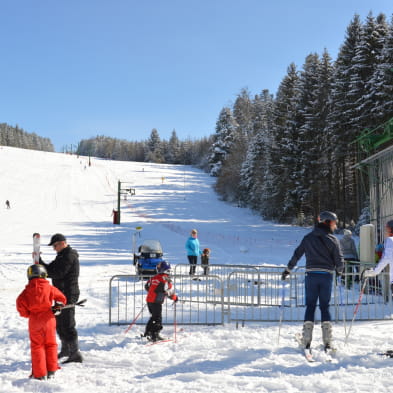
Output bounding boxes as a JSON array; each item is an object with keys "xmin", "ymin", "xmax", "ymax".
[{"xmin": 33, "ymin": 233, "xmax": 40, "ymax": 264}]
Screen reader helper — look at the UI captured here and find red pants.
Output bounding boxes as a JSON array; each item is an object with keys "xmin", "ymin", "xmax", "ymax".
[{"xmin": 29, "ymin": 312, "xmax": 59, "ymax": 378}]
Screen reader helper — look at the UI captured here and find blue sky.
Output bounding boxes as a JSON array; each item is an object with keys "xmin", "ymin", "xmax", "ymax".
[{"xmin": 1, "ymin": 0, "xmax": 393, "ymax": 151}]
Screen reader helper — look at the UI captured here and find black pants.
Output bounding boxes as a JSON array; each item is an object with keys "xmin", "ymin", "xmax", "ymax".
[
  {"xmin": 56, "ymin": 307, "xmax": 78, "ymax": 343},
  {"xmin": 188, "ymin": 255, "xmax": 197, "ymax": 275},
  {"xmin": 145, "ymin": 303, "xmax": 163, "ymax": 335},
  {"xmin": 304, "ymin": 272, "xmax": 333, "ymax": 322}
]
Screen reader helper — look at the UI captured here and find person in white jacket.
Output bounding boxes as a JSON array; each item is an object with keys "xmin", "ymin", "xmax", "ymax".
[{"xmin": 364, "ymin": 220, "xmax": 393, "ymax": 295}]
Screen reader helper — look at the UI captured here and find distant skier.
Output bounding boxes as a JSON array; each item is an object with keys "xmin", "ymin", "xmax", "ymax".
[
  {"xmin": 40, "ymin": 233, "xmax": 83, "ymax": 363},
  {"xmin": 144, "ymin": 262, "xmax": 178, "ymax": 342},
  {"xmin": 5, "ymin": 200, "xmax": 10, "ymax": 209},
  {"xmin": 281, "ymin": 211, "xmax": 344, "ymax": 351},
  {"xmin": 185, "ymin": 229, "xmax": 202, "ymax": 275},
  {"xmin": 340, "ymin": 229, "xmax": 359, "ymax": 261},
  {"xmin": 16, "ymin": 264, "xmax": 66, "ymax": 380},
  {"xmin": 364, "ymin": 220, "xmax": 393, "ymax": 297},
  {"xmin": 201, "ymin": 248, "xmax": 211, "ymax": 275}
]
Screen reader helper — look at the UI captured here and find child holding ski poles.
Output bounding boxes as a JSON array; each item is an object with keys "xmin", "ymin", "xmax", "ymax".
[
  {"xmin": 144, "ymin": 261, "xmax": 178, "ymax": 342},
  {"xmin": 16, "ymin": 264, "xmax": 66, "ymax": 380}
]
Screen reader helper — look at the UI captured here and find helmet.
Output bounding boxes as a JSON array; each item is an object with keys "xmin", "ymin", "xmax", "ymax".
[
  {"xmin": 157, "ymin": 261, "xmax": 171, "ymax": 274},
  {"xmin": 319, "ymin": 211, "xmax": 338, "ymax": 223},
  {"xmin": 27, "ymin": 264, "xmax": 48, "ymax": 280}
]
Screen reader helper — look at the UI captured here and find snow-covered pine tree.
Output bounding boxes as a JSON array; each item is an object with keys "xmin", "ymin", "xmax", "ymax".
[
  {"xmin": 326, "ymin": 14, "xmax": 362, "ymax": 225},
  {"xmin": 356, "ymin": 13, "xmax": 389, "ymax": 129},
  {"xmin": 208, "ymin": 107, "xmax": 237, "ymax": 177},
  {"xmin": 239, "ymin": 90, "xmax": 275, "ymax": 212},
  {"xmin": 271, "ymin": 63, "xmax": 300, "ymax": 221},
  {"xmin": 145, "ymin": 128, "xmax": 164, "ymax": 163},
  {"xmin": 369, "ymin": 14, "xmax": 393, "ymax": 126},
  {"xmin": 167, "ymin": 129, "xmax": 181, "ymax": 164}
]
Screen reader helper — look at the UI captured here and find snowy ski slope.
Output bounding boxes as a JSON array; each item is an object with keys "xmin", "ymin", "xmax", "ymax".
[{"xmin": 0, "ymin": 146, "xmax": 392, "ymax": 393}]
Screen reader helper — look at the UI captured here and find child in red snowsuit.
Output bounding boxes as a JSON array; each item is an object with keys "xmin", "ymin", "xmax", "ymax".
[
  {"xmin": 144, "ymin": 261, "xmax": 178, "ymax": 342},
  {"xmin": 17, "ymin": 264, "xmax": 67, "ymax": 380}
]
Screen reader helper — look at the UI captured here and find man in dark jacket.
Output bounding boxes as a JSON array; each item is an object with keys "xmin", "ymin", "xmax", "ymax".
[
  {"xmin": 40, "ymin": 233, "xmax": 83, "ymax": 363},
  {"xmin": 282, "ymin": 211, "xmax": 344, "ymax": 350}
]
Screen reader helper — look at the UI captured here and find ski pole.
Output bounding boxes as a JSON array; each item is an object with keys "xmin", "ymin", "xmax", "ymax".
[
  {"xmin": 277, "ymin": 279, "xmax": 287, "ymax": 345},
  {"xmin": 338, "ymin": 279, "xmax": 347, "ymax": 337},
  {"xmin": 174, "ymin": 302, "xmax": 177, "ymax": 343},
  {"xmin": 124, "ymin": 303, "xmax": 147, "ymax": 334},
  {"xmin": 345, "ymin": 277, "xmax": 368, "ymax": 344}
]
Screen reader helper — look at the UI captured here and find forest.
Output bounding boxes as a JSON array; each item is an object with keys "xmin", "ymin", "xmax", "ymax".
[{"xmin": 208, "ymin": 13, "xmax": 393, "ymax": 226}]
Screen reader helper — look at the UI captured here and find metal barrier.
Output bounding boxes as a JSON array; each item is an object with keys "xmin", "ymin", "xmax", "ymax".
[
  {"xmin": 109, "ymin": 274, "xmax": 225, "ymax": 326},
  {"xmin": 109, "ymin": 266, "xmax": 393, "ymax": 326}
]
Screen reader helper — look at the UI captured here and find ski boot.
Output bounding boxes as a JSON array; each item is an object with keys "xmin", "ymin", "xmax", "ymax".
[
  {"xmin": 321, "ymin": 321, "xmax": 335, "ymax": 351},
  {"xmin": 302, "ymin": 321, "xmax": 314, "ymax": 349}
]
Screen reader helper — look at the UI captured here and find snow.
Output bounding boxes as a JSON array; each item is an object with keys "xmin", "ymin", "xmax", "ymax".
[{"xmin": 1, "ymin": 146, "xmax": 393, "ymax": 393}]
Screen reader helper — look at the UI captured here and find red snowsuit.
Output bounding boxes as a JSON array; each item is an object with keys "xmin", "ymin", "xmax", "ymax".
[{"xmin": 16, "ymin": 278, "xmax": 67, "ymax": 378}]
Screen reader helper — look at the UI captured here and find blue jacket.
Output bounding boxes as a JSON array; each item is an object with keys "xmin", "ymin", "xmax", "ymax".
[{"xmin": 185, "ymin": 237, "xmax": 202, "ymax": 256}]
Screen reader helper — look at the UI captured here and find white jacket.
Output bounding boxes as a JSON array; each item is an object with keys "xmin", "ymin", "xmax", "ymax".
[{"xmin": 374, "ymin": 236, "xmax": 393, "ymax": 283}]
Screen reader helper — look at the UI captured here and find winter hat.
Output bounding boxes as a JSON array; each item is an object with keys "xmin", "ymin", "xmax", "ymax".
[
  {"xmin": 48, "ymin": 233, "xmax": 66, "ymax": 246},
  {"xmin": 343, "ymin": 229, "xmax": 352, "ymax": 236}
]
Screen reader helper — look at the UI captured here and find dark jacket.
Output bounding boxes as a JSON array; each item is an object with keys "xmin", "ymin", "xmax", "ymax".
[
  {"xmin": 41, "ymin": 246, "xmax": 80, "ymax": 303},
  {"xmin": 287, "ymin": 224, "xmax": 344, "ymax": 274}
]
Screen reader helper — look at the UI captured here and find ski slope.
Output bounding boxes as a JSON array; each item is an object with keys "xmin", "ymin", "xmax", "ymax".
[{"xmin": 0, "ymin": 146, "xmax": 392, "ymax": 393}]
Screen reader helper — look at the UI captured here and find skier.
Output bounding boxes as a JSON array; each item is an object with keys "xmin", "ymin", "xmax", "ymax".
[
  {"xmin": 340, "ymin": 229, "xmax": 359, "ymax": 261},
  {"xmin": 40, "ymin": 233, "xmax": 83, "ymax": 363},
  {"xmin": 185, "ymin": 229, "xmax": 202, "ymax": 275},
  {"xmin": 5, "ymin": 200, "xmax": 10, "ymax": 209},
  {"xmin": 281, "ymin": 211, "xmax": 344, "ymax": 351},
  {"xmin": 144, "ymin": 261, "xmax": 178, "ymax": 342},
  {"xmin": 364, "ymin": 219, "xmax": 393, "ymax": 298},
  {"xmin": 16, "ymin": 264, "xmax": 66, "ymax": 380},
  {"xmin": 201, "ymin": 248, "xmax": 211, "ymax": 275}
]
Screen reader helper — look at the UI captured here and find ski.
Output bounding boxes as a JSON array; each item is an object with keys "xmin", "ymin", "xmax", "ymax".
[
  {"xmin": 145, "ymin": 338, "xmax": 173, "ymax": 346},
  {"xmin": 295, "ymin": 333, "xmax": 315, "ymax": 362},
  {"xmin": 33, "ymin": 233, "xmax": 40, "ymax": 264},
  {"xmin": 378, "ymin": 350, "xmax": 393, "ymax": 358},
  {"xmin": 61, "ymin": 299, "xmax": 87, "ymax": 310},
  {"xmin": 322, "ymin": 346, "xmax": 337, "ymax": 363}
]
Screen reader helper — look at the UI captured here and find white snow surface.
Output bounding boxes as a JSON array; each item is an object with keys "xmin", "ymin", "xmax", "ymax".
[{"xmin": 0, "ymin": 146, "xmax": 392, "ymax": 393}]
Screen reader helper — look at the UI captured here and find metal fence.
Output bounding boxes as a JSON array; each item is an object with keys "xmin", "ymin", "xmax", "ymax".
[
  {"xmin": 109, "ymin": 265, "xmax": 393, "ymax": 326},
  {"xmin": 109, "ymin": 274, "xmax": 225, "ymax": 326}
]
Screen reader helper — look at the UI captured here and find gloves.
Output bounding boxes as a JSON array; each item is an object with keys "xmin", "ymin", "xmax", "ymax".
[
  {"xmin": 52, "ymin": 302, "xmax": 65, "ymax": 316},
  {"xmin": 281, "ymin": 269, "xmax": 290, "ymax": 281},
  {"xmin": 171, "ymin": 295, "xmax": 178, "ymax": 303},
  {"xmin": 363, "ymin": 269, "xmax": 377, "ymax": 278}
]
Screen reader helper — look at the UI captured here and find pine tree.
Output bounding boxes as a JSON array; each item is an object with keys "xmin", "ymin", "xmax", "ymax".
[
  {"xmin": 145, "ymin": 128, "xmax": 164, "ymax": 163},
  {"xmin": 209, "ymin": 107, "xmax": 238, "ymax": 176},
  {"xmin": 369, "ymin": 14, "xmax": 393, "ymax": 125}
]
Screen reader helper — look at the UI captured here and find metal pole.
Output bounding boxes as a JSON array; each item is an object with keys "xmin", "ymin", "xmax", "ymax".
[{"xmin": 117, "ymin": 180, "xmax": 121, "ymax": 224}]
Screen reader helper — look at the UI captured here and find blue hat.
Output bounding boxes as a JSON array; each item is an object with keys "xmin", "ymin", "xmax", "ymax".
[{"xmin": 157, "ymin": 261, "xmax": 171, "ymax": 273}]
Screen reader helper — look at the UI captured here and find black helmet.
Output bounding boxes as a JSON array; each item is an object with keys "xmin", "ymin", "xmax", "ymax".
[
  {"xmin": 319, "ymin": 211, "xmax": 338, "ymax": 223},
  {"xmin": 27, "ymin": 264, "xmax": 48, "ymax": 280}
]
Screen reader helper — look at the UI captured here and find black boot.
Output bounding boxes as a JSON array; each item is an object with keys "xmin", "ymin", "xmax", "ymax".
[
  {"xmin": 62, "ymin": 340, "xmax": 83, "ymax": 364},
  {"xmin": 58, "ymin": 340, "xmax": 69, "ymax": 359},
  {"xmin": 47, "ymin": 371, "xmax": 56, "ymax": 379}
]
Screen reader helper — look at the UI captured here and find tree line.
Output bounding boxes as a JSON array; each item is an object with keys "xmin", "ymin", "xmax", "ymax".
[
  {"xmin": 0, "ymin": 123, "xmax": 54, "ymax": 152},
  {"xmin": 208, "ymin": 12, "xmax": 393, "ymax": 226},
  {"xmin": 76, "ymin": 129, "xmax": 213, "ymax": 168}
]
